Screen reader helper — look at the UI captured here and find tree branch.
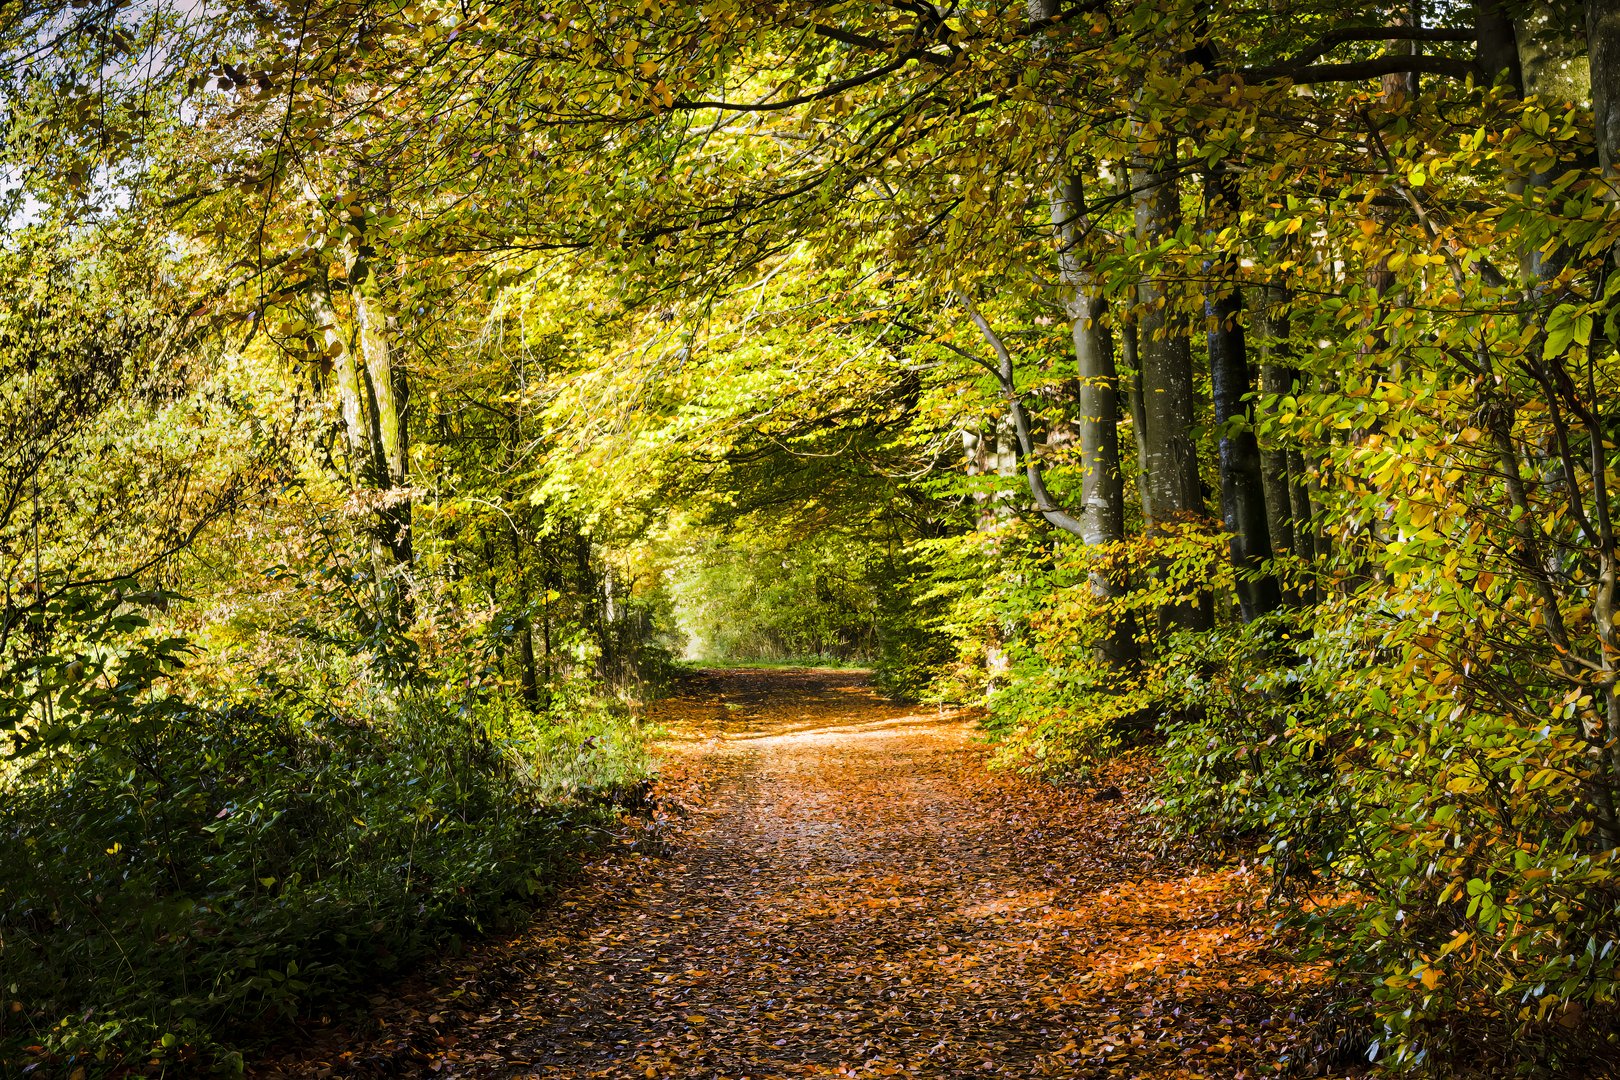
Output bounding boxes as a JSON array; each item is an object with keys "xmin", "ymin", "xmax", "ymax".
[
  {"xmin": 674, "ymin": 54, "xmax": 919, "ymax": 112},
  {"xmin": 954, "ymin": 296, "xmax": 1088, "ymax": 538},
  {"xmin": 812, "ymin": 23, "xmax": 953, "ymax": 67},
  {"xmin": 1241, "ymin": 54, "xmax": 1477, "ymax": 84},
  {"xmin": 1280, "ymin": 25, "xmax": 1477, "ymax": 68}
]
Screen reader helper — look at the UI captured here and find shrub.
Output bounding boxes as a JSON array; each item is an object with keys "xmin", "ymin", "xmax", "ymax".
[
  {"xmin": 0, "ymin": 591, "xmax": 651, "ymax": 1075},
  {"xmin": 1148, "ymin": 602, "xmax": 1620, "ymax": 1071},
  {"xmin": 955, "ymin": 520, "xmax": 1231, "ymax": 777}
]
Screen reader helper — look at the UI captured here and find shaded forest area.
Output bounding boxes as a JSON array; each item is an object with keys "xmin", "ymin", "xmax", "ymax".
[{"xmin": 4, "ymin": 0, "xmax": 1620, "ymax": 1074}]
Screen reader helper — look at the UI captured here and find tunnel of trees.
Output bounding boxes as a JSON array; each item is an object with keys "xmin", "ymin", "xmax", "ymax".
[{"xmin": 3, "ymin": 0, "xmax": 1620, "ymax": 1073}]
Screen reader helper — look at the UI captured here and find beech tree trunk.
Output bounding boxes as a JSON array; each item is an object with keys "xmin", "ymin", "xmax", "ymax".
[
  {"xmin": 309, "ymin": 272, "xmax": 369, "ymax": 485},
  {"xmin": 1120, "ymin": 309, "xmax": 1153, "ymax": 523},
  {"xmin": 1591, "ymin": 1, "xmax": 1620, "ymax": 179},
  {"xmin": 1050, "ymin": 179, "xmax": 1126, "ymax": 549},
  {"xmin": 1132, "ymin": 141, "xmax": 1213, "ymax": 631},
  {"xmin": 511, "ymin": 523, "xmax": 540, "ymax": 705},
  {"xmin": 1205, "ymin": 171, "xmax": 1280, "ymax": 621},
  {"xmin": 1286, "ymin": 447, "xmax": 1318, "ymax": 604},
  {"xmin": 1257, "ymin": 285, "xmax": 1295, "ymax": 564},
  {"xmin": 1475, "ymin": 0, "xmax": 1523, "ymax": 92},
  {"xmin": 1026, "ymin": 0, "xmax": 1134, "ymax": 662},
  {"xmin": 1519, "ymin": 0, "xmax": 1592, "ymax": 106},
  {"xmin": 1261, "ymin": 275, "xmax": 1321, "ymax": 605},
  {"xmin": 344, "ymin": 234, "xmax": 413, "ymax": 576},
  {"xmin": 1585, "ymin": 0, "xmax": 1620, "ymax": 844},
  {"xmin": 1257, "ymin": 344, "xmax": 1296, "ymax": 563},
  {"xmin": 1048, "ymin": 172, "xmax": 1138, "ymax": 664}
]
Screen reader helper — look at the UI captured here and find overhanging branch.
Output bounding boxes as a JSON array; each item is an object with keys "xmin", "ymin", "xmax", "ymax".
[{"xmin": 1241, "ymin": 53, "xmax": 1477, "ymax": 84}]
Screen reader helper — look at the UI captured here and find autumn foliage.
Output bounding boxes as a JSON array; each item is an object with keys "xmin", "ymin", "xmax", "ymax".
[{"xmin": 6, "ymin": 0, "xmax": 1620, "ymax": 1074}]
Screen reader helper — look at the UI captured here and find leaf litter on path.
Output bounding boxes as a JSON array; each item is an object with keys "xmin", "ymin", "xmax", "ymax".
[{"xmin": 256, "ymin": 669, "xmax": 1359, "ymax": 1079}]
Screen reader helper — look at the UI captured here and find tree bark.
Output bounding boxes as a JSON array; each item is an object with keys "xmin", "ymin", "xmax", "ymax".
[
  {"xmin": 511, "ymin": 523, "xmax": 539, "ymax": 705},
  {"xmin": 308, "ymin": 270, "xmax": 370, "ymax": 485},
  {"xmin": 345, "ymin": 234, "xmax": 412, "ymax": 575},
  {"xmin": 1205, "ymin": 171, "xmax": 1281, "ymax": 621},
  {"xmin": 1120, "ymin": 308, "xmax": 1153, "ymax": 523},
  {"xmin": 1050, "ymin": 171, "xmax": 1138, "ymax": 663},
  {"xmin": 1382, "ymin": 3, "xmax": 1422, "ymax": 101},
  {"xmin": 1519, "ymin": 0, "xmax": 1592, "ymax": 105},
  {"xmin": 1132, "ymin": 139, "xmax": 1213, "ymax": 631},
  {"xmin": 1258, "ymin": 347, "xmax": 1296, "ymax": 559},
  {"xmin": 1131, "ymin": 167, "xmax": 1203, "ymax": 533},
  {"xmin": 1591, "ymin": 0, "xmax": 1620, "ymax": 179},
  {"xmin": 1475, "ymin": 0, "xmax": 1524, "ymax": 92},
  {"xmin": 1024, "ymin": 0, "xmax": 1133, "ymax": 666},
  {"xmin": 1051, "ymin": 179, "xmax": 1126, "ymax": 548},
  {"xmin": 1286, "ymin": 446, "xmax": 1318, "ymax": 603},
  {"xmin": 1587, "ymin": 0, "xmax": 1620, "ymax": 842}
]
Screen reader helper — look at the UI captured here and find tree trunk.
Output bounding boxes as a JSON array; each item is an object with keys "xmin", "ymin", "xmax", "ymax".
[
  {"xmin": 1257, "ymin": 282, "xmax": 1295, "ymax": 562},
  {"xmin": 1587, "ymin": 0, "xmax": 1620, "ymax": 845},
  {"xmin": 1383, "ymin": 3, "xmax": 1421, "ymax": 102},
  {"xmin": 541, "ymin": 548, "xmax": 555, "ymax": 704},
  {"xmin": 1306, "ymin": 465, "xmax": 1333, "ymax": 586},
  {"xmin": 1050, "ymin": 172, "xmax": 1138, "ymax": 664},
  {"xmin": 1132, "ymin": 140, "xmax": 1212, "ymax": 631},
  {"xmin": 1204, "ymin": 171, "xmax": 1280, "ymax": 622},
  {"xmin": 1120, "ymin": 309, "xmax": 1153, "ymax": 523},
  {"xmin": 1131, "ymin": 168, "xmax": 1203, "ymax": 531},
  {"xmin": 1519, "ymin": 0, "xmax": 1592, "ymax": 106},
  {"xmin": 308, "ymin": 271, "xmax": 370, "ymax": 485},
  {"xmin": 512, "ymin": 525, "xmax": 539, "ymax": 705},
  {"xmin": 1286, "ymin": 446, "xmax": 1318, "ymax": 603},
  {"xmin": 345, "ymin": 237, "xmax": 413, "ymax": 577},
  {"xmin": 1590, "ymin": 0, "xmax": 1620, "ymax": 179},
  {"xmin": 1259, "ymin": 370, "xmax": 1295, "ymax": 557},
  {"xmin": 1475, "ymin": 0, "xmax": 1523, "ymax": 92}
]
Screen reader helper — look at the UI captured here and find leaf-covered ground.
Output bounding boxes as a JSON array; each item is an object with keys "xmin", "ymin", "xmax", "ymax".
[{"xmin": 258, "ymin": 670, "xmax": 1359, "ymax": 1079}]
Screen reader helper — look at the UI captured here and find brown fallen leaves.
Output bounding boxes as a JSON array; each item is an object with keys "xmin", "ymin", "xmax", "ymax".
[{"xmin": 255, "ymin": 669, "xmax": 1362, "ymax": 1080}]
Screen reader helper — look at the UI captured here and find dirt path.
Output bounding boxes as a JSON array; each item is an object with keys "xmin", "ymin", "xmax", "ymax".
[{"xmin": 264, "ymin": 669, "xmax": 1351, "ymax": 1079}]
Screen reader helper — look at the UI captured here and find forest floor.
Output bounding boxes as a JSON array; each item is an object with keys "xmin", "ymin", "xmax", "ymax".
[{"xmin": 258, "ymin": 669, "xmax": 1358, "ymax": 1079}]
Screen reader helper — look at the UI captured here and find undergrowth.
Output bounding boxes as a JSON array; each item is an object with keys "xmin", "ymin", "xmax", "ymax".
[
  {"xmin": 0, "ymin": 686, "xmax": 650, "ymax": 1076},
  {"xmin": 936, "ymin": 523, "xmax": 1620, "ymax": 1073}
]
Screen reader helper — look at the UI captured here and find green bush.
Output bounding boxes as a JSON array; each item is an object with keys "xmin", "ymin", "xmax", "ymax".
[
  {"xmin": 943, "ymin": 523, "xmax": 1620, "ymax": 1069},
  {"xmin": 942, "ymin": 520, "xmax": 1230, "ymax": 774},
  {"xmin": 0, "ymin": 683, "xmax": 648, "ymax": 1075},
  {"xmin": 1148, "ymin": 604, "xmax": 1620, "ymax": 1070}
]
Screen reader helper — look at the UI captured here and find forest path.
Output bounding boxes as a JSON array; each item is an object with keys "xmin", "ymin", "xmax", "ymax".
[{"xmin": 265, "ymin": 669, "xmax": 1347, "ymax": 1079}]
